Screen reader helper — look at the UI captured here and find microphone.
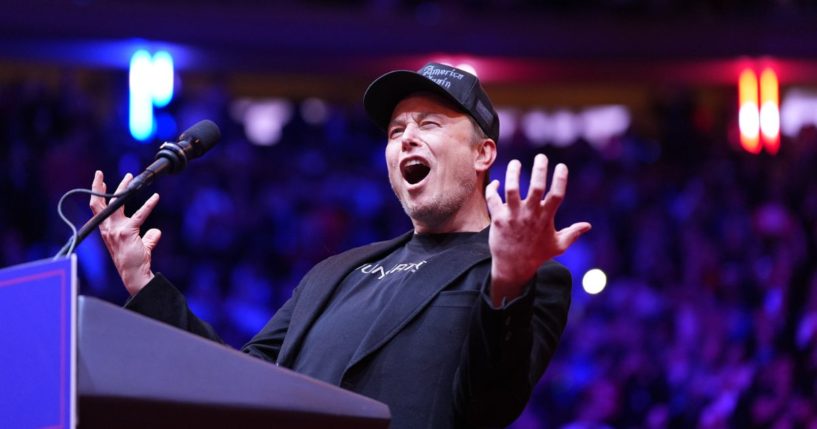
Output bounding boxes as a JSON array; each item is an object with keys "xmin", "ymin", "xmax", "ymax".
[
  {"xmin": 127, "ymin": 119, "xmax": 221, "ymax": 191},
  {"xmin": 53, "ymin": 120, "xmax": 221, "ymax": 258}
]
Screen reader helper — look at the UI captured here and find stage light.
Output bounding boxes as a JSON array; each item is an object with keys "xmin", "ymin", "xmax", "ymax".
[
  {"xmin": 150, "ymin": 51, "xmax": 174, "ymax": 108},
  {"xmin": 129, "ymin": 50, "xmax": 154, "ymax": 141},
  {"xmin": 738, "ymin": 68, "xmax": 760, "ymax": 154},
  {"xmin": 455, "ymin": 63, "xmax": 478, "ymax": 77},
  {"xmin": 759, "ymin": 68, "xmax": 780, "ymax": 154},
  {"xmin": 129, "ymin": 49, "xmax": 175, "ymax": 142},
  {"xmin": 242, "ymin": 99, "xmax": 293, "ymax": 146},
  {"xmin": 780, "ymin": 89, "xmax": 817, "ymax": 137},
  {"xmin": 582, "ymin": 268, "xmax": 607, "ymax": 295},
  {"xmin": 521, "ymin": 110, "xmax": 552, "ymax": 146},
  {"xmin": 496, "ymin": 108, "xmax": 518, "ymax": 142},
  {"xmin": 581, "ymin": 105, "xmax": 631, "ymax": 149},
  {"xmin": 551, "ymin": 110, "xmax": 581, "ymax": 147}
]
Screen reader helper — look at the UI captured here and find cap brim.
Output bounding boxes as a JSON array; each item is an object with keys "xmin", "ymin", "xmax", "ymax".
[{"xmin": 363, "ymin": 70, "xmax": 468, "ymax": 133}]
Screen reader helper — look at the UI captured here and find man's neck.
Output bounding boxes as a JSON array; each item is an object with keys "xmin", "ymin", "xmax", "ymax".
[{"xmin": 411, "ymin": 198, "xmax": 490, "ymax": 234}]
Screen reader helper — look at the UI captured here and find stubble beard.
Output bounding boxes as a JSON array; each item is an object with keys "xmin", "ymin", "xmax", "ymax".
[{"xmin": 393, "ymin": 176, "xmax": 476, "ymax": 229}]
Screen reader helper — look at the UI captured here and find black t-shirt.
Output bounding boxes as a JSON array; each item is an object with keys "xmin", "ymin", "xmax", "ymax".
[{"xmin": 292, "ymin": 231, "xmax": 482, "ymax": 384}]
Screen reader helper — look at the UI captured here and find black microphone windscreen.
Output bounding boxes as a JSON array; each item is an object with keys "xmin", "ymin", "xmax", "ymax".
[{"xmin": 179, "ymin": 120, "xmax": 221, "ymax": 158}]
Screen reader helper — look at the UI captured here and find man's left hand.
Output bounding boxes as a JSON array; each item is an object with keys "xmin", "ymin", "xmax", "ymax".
[{"xmin": 486, "ymin": 154, "xmax": 591, "ymax": 307}]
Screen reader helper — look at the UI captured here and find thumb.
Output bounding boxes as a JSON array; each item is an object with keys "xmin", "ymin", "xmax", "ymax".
[
  {"xmin": 557, "ymin": 222, "xmax": 592, "ymax": 250},
  {"xmin": 142, "ymin": 228, "xmax": 162, "ymax": 252}
]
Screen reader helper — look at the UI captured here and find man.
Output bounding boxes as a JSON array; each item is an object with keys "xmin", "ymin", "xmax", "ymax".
[{"xmin": 90, "ymin": 63, "xmax": 591, "ymax": 428}]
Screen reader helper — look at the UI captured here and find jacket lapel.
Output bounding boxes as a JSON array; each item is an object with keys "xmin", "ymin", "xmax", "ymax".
[
  {"xmin": 277, "ymin": 231, "xmax": 414, "ymax": 367},
  {"xmin": 343, "ymin": 230, "xmax": 491, "ymax": 375}
]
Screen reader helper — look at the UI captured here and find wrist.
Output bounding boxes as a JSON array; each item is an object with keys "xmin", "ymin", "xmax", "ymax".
[
  {"xmin": 122, "ymin": 268, "xmax": 154, "ymax": 296},
  {"xmin": 490, "ymin": 263, "xmax": 533, "ymax": 307}
]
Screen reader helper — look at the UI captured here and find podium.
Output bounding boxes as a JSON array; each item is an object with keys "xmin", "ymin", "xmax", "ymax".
[
  {"xmin": 1, "ymin": 258, "xmax": 391, "ymax": 428},
  {"xmin": 78, "ymin": 296, "xmax": 390, "ymax": 428}
]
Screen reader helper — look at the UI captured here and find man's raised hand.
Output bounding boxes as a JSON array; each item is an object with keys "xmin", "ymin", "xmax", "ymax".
[
  {"xmin": 486, "ymin": 154, "xmax": 591, "ymax": 307},
  {"xmin": 89, "ymin": 170, "xmax": 161, "ymax": 296}
]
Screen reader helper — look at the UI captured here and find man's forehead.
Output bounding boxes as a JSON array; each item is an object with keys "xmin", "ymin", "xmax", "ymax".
[{"xmin": 388, "ymin": 92, "xmax": 466, "ymax": 124}]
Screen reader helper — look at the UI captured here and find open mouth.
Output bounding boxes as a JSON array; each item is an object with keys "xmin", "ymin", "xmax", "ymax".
[{"xmin": 401, "ymin": 159, "xmax": 431, "ymax": 185}]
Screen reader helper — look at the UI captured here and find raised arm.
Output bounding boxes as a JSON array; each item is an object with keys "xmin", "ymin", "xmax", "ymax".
[{"xmin": 454, "ymin": 155, "xmax": 590, "ymax": 425}]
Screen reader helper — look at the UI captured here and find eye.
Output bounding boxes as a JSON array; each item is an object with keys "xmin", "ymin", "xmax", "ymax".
[
  {"xmin": 420, "ymin": 120, "xmax": 440, "ymax": 128},
  {"xmin": 388, "ymin": 127, "xmax": 404, "ymax": 139}
]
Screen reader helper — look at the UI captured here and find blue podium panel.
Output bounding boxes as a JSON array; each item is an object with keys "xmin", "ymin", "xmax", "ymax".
[{"xmin": 0, "ymin": 256, "xmax": 76, "ymax": 429}]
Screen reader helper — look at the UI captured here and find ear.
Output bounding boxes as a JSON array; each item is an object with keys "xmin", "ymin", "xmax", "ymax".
[{"xmin": 473, "ymin": 138, "xmax": 497, "ymax": 175}]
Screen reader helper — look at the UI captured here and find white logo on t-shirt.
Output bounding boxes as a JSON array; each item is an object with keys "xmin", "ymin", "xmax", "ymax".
[{"xmin": 358, "ymin": 261, "xmax": 427, "ymax": 280}]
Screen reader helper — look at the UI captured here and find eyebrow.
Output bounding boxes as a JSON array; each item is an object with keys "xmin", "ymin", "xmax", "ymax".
[{"xmin": 388, "ymin": 112, "xmax": 440, "ymax": 130}]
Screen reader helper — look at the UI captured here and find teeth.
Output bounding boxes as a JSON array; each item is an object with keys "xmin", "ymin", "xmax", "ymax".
[{"xmin": 404, "ymin": 159, "xmax": 427, "ymax": 167}]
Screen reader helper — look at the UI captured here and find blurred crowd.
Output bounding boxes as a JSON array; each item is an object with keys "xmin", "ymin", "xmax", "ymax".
[{"xmin": 1, "ymin": 72, "xmax": 816, "ymax": 428}]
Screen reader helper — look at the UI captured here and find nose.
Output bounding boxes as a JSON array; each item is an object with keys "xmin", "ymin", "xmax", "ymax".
[{"xmin": 401, "ymin": 124, "xmax": 421, "ymax": 151}]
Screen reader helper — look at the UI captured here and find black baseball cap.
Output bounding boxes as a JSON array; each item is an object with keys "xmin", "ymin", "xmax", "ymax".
[{"xmin": 363, "ymin": 62, "xmax": 500, "ymax": 142}]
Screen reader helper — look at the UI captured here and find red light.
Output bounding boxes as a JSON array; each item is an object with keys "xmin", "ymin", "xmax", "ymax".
[
  {"xmin": 738, "ymin": 65, "xmax": 781, "ymax": 155},
  {"xmin": 759, "ymin": 68, "xmax": 780, "ymax": 154},
  {"xmin": 739, "ymin": 69, "xmax": 760, "ymax": 154}
]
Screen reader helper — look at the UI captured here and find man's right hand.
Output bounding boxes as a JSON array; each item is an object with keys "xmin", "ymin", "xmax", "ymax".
[{"xmin": 89, "ymin": 170, "xmax": 162, "ymax": 296}]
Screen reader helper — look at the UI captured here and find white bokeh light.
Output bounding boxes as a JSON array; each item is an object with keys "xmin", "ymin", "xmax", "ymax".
[
  {"xmin": 521, "ymin": 109, "xmax": 552, "ymax": 146},
  {"xmin": 581, "ymin": 105, "xmax": 631, "ymax": 149},
  {"xmin": 759, "ymin": 102, "xmax": 780, "ymax": 139},
  {"xmin": 739, "ymin": 102, "xmax": 760, "ymax": 139},
  {"xmin": 496, "ymin": 108, "xmax": 517, "ymax": 142},
  {"xmin": 242, "ymin": 99, "xmax": 293, "ymax": 146},
  {"xmin": 779, "ymin": 89, "xmax": 817, "ymax": 137},
  {"xmin": 582, "ymin": 268, "xmax": 607, "ymax": 295},
  {"xmin": 551, "ymin": 110, "xmax": 582, "ymax": 147}
]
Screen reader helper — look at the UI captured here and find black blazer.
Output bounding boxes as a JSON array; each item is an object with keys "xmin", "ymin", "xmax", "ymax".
[{"xmin": 126, "ymin": 228, "xmax": 572, "ymax": 428}]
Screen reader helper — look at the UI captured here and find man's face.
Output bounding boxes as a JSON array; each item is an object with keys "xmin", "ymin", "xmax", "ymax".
[{"xmin": 385, "ymin": 93, "xmax": 485, "ymax": 231}]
